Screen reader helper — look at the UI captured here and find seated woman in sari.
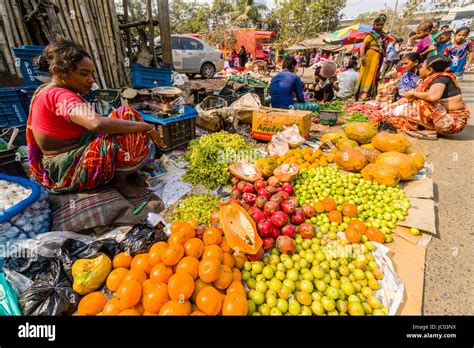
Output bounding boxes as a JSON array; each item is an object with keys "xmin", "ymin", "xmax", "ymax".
[
  {"xmin": 381, "ymin": 55, "xmax": 470, "ymax": 138},
  {"xmin": 27, "ymin": 40, "xmax": 164, "ymax": 198}
]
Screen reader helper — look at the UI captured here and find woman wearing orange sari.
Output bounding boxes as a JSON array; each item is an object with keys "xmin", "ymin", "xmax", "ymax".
[
  {"xmin": 381, "ymin": 55, "xmax": 470, "ymax": 138},
  {"xmin": 355, "ymin": 14, "xmax": 389, "ymax": 100}
]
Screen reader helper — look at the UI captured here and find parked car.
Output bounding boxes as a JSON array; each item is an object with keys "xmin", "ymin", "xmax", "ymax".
[{"xmin": 155, "ymin": 35, "xmax": 224, "ymax": 79}]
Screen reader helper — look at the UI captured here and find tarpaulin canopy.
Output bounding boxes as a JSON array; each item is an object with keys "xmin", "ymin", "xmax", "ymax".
[
  {"xmin": 324, "ymin": 24, "xmax": 372, "ymax": 45},
  {"xmin": 287, "ymin": 44, "xmax": 309, "ymax": 51},
  {"xmin": 255, "ymin": 31, "xmax": 276, "ymax": 39}
]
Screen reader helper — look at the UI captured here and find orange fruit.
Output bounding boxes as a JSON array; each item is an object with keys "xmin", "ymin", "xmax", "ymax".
[
  {"xmin": 116, "ymin": 280, "xmax": 142, "ymax": 310},
  {"xmin": 328, "ymin": 210, "xmax": 342, "ymax": 224},
  {"xmin": 219, "ymin": 238, "xmax": 232, "ymax": 253},
  {"xmin": 190, "ymin": 310, "xmax": 206, "ymax": 316},
  {"xmin": 159, "ymin": 300, "xmax": 192, "ymax": 316},
  {"xmin": 344, "ymin": 227, "xmax": 361, "ymax": 244},
  {"xmin": 119, "ymin": 309, "xmax": 140, "ymax": 316},
  {"xmin": 184, "ymin": 238, "xmax": 205, "ymax": 259},
  {"xmin": 113, "ymin": 252, "xmax": 132, "ymax": 269},
  {"xmin": 342, "ymin": 203, "xmax": 357, "ymax": 217},
  {"xmin": 222, "ymin": 252, "xmax": 235, "ymax": 269},
  {"xmin": 123, "ymin": 268, "xmax": 147, "ymax": 284},
  {"xmin": 168, "ymin": 230, "xmax": 189, "ymax": 246},
  {"xmin": 232, "ymin": 268, "xmax": 242, "ymax": 281},
  {"xmin": 168, "ymin": 272, "xmax": 195, "ymax": 301},
  {"xmin": 196, "ymin": 286, "xmax": 223, "ymax": 316},
  {"xmin": 161, "ymin": 244, "xmax": 184, "ymax": 266},
  {"xmin": 133, "ymin": 302, "xmax": 145, "ymax": 315},
  {"xmin": 143, "ymin": 311, "xmax": 158, "ymax": 316},
  {"xmin": 176, "ymin": 256, "xmax": 200, "ymax": 280},
  {"xmin": 233, "ymin": 254, "xmax": 246, "ymax": 269},
  {"xmin": 203, "ymin": 227, "xmax": 223, "ymax": 245},
  {"xmin": 170, "ymin": 221, "xmax": 186, "ymax": 235},
  {"xmin": 198, "ymin": 257, "xmax": 222, "ymax": 283},
  {"xmin": 102, "ymin": 298, "xmax": 121, "ymax": 316},
  {"xmin": 131, "ymin": 253, "xmax": 152, "ymax": 274},
  {"xmin": 202, "ymin": 245, "xmax": 223, "ymax": 262},
  {"xmin": 349, "ymin": 219, "xmax": 367, "ymax": 235},
  {"xmin": 322, "ymin": 197, "xmax": 337, "ymax": 212},
  {"xmin": 78, "ymin": 292, "xmax": 107, "ymax": 316},
  {"xmin": 213, "ymin": 265, "xmax": 233, "ymax": 290},
  {"xmin": 142, "ymin": 279, "xmax": 154, "ymax": 294},
  {"xmin": 148, "ymin": 241, "xmax": 168, "ymax": 266},
  {"xmin": 191, "ymin": 278, "xmax": 209, "ymax": 303},
  {"xmin": 366, "ymin": 227, "xmax": 385, "ymax": 243},
  {"xmin": 149, "ymin": 263, "xmax": 173, "ymax": 284},
  {"xmin": 185, "ymin": 219, "xmax": 199, "ymax": 231},
  {"xmin": 142, "ymin": 282, "xmax": 169, "ymax": 313},
  {"xmin": 106, "ymin": 267, "xmax": 128, "ymax": 292},
  {"xmin": 314, "ymin": 202, "xmax": 325, "ymax": 213}
]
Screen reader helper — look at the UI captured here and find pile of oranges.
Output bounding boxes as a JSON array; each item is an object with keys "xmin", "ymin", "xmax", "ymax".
[
  {"xmin": 272, "ymin": 148, "xmax": 335, "ymax": 171},
  {"xmin": 76, "ymin": 220, "xmax": 249, "ymax": 316}
]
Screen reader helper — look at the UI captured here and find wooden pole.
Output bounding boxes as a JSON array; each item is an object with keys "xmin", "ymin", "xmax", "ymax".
[
  {"xmin": 54, "ymin": 0, "xmax": 73, "ymax": 40},
  {"xmin": 73, "ymin": 0, "xmax": 93, "ymax": 57},
  {"xmin": 30, "ymin": 0, "xmax": 53, "ymax": 42},
  {"xmin": 0, "ymin": 20, "xmax": 16, "ymax": 74},
  {"xmin": 147, "ymin": 0, "xmax": 158, "ymax": 67},
  {"xmin": 66, "ymin": 0, "xmax": 83, "ymax": 46},
  {"xmin": 157, "ymin": 0, "xmax": 173, "ymax": 68},
  {"xmin": 59, "ymin": 0, "xmax": 78, "ymax": 42},
  {"xmin": 44, "ymin": 2, "xmax": 65, "ymax": 40},
  {"xmin": 103, "ymin": 0, "xmax": 121, "ymax": 88},
  {"xmin": 109, "ymin": 0, "xmax": 129, "ymax": 86},
  {"xmin": 11, "ymin": 0, "xmax": 32, "ymax": 44},
  {"xmin": 21, "ymin": 0, "xmax": 45, "ymax": 45},
  {"xmin": 97, "ymin": 1, "xmax": 120, "ymax": 88},
  {"xmin": 5, "ymin": 0, "xmax": 21, "ymax": 47},
  {"xmin": 123, "ymin": 0, "xmax": 132, "ymax": 63}
]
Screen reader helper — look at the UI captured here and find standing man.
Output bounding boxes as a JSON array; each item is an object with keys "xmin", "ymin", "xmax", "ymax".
[{"xmin": 238, "ymin": 46, "xmax": 248, "ymax": 67}]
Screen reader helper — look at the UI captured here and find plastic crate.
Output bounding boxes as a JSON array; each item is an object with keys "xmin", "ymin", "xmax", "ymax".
[
  {"xmin": 12, "ymin": 46, "xmax": 49, "ymax": 86},
  {"xmin": 0, "ymin": 88, "xmax": 28, "ymax": 127},
  {"xmin": 131, "ymin": 64, "xmax": 172, "ymax": 89},
  {"xmin": 91, "ymin": 89, "xmax": 121, "ymax": 107},
  {"xmin": 139, "ymin": 106, "xmax": 197, "ymax": 153},
  {"xmin": 18, "ymin": 85, "xmax": 38, "ymax": 113}
]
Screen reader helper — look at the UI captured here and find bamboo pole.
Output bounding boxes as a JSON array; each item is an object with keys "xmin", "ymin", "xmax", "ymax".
[
  {"xmin": 0, "ymin": 20, "xmax": 16, "ymax": 74},
  {"xmin": 98, "ymin": 1, "xmax": 120, "ymax": 88},
  {"xmin": 59, "ymin": 0, "xmax": 78, "ymax": 42},
  {"xmin": 53, "ymin": 0, "xmax": 72, "ymax": 40},
  {"xmin": 73, "ymin": 0, "xmax": 93, "ymax": 58},
  {"xmin": 11, "ymin": 0, "xmax": 32, "ymax": 44},
  {"xmin": 30, "ymin": 0, "xmax": 53, "ymax": 42},
  {"xmin": 147, "ymin": 0, "xmax": 158, "ymax": 67},
  {"xmin": 5, "ymin": 0, "xmax": 21, "ymax": 47},
  {"xmin": 109, "ymin": 0, "xmax": 129, "ymax": 86},
  {"xmin": 44, "ymin": 3, "xmax": 65, "ymax": 40},
  {"xmin": 0, "ymin": 2, "xmax": 18, "ymax": 65},
  {"xmin": 66, "ymin": 0, "xmax": 83, "ymax": 46},
  {"xmin": 103, "ymin": 0, "xmax": 120, "ymax": 87},
  {"xmin": 21, "ymin": 0, "xmax": 45, "ymax": 45},
  {"xmin": 78, "ymin": 0, "xmax": 107, "ymax": 88}
]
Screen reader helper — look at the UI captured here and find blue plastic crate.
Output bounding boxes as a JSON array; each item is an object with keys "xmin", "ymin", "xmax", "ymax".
[
  {"xmin": 131, "ymin": 64, "xmax": 172, "ymax": 89},
  {"xmin": 12, "ymin": 46, "xmax": 49, "ymax": 86},
  {"xmin": 17, "ymin": 86, "xmax": 38, "ymax": 113},
  {"xmin": 138, "ymin": 105, "xmax": 197, "ymax": 125},
  {"xmin": 0, "ymin": 88, "xmax": 28, "ymax": 127}
]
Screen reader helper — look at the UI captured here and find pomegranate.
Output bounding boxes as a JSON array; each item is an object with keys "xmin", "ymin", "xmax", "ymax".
[
  {"xmin": 271, "ymin": 211, "xmax": 289, "ymax": 228},
  {"xmin": 210, "ymin": 211, "xmax": 220, "ymax": 224},
  {"xmin": 277, "ymin": 190, "xmax": 289, "ymax": 200},
  {"xmin": 291, "ymin": 208, "xmax": 306, "ymax": 225},
  {"xmin": 299, "ymin": 222, "xmax": 315, "ymax": 239},
  {"xmin": 247, "ymin": 247, "xmax": 264, "ymax": 261},
  {"xmin": 302, "ymin": 204, "xmax": 316, "ymax": 218},
  {"xmin": 196, "ymin": 225, "xmax": 207, "ymax": 239},
  {"xmin": 231, "ymin": 176, "xmax": 240, "ymax": 186},
  {"xmin": 249, "ymin": 207, "xmax": 265, "ymax": 222},
  {"xmin": 281, "ymin": 183, "xmax": 294, "ymax": 196},
  {"xmin": 288, "ymin": 196, "xmax": 299, "ymax": 207},
  {"xmin": 270, "ymin": 226, "xmax": 281, "ymax": 239},
  {"xmin": 267, "ymin": 176, "xmax": 281, "ymax": 187},
  {"xmin": 276, "ymin": 235, "xmax": 295, "ymax": 255},
  {"xmin": 231, "ymin": 188, "xmax": 241, "ymax": 198},
  {"xmin": 257, "ymin": 219, "xmax": 273, "ymax": 237},
  {"xmin": 266, "ymin": 186, "xmax": 277, "ymax": 194},
  {"xmin": 237, "ymin": 181, "xmax": 248, "ymax": 191},
  {"xmin": 228, "ymin": 198, "xmax": 241, "ymax": 205},
  {"xmin": 276, "ymin": 187, "xmax": 282, "ymax": 192},
  {"xmin": 242, "ymin": 183, "xmax": 255, "ymax": 194},
  {"xmin": 262, "ymin": 237, "xmax": 275, "ymax": 251},
  {"xmin": 281, "ymin": 199, "xmax": 296, "ymax": 215},
  {"xmin": 270, "ymin": 194, "xmax": 284, "ymax": 205},
  {"xmin": 242, "ymin": 193, "xmax": 257, "ymax": 205},
  {"xmin": 257, "ymin": 188, "xmax": 271, "ymax": 200},
  {"xmin": 211, "ymin": 221, "xmax": 222, "ymax": 230},
  {"xmin": 282, "ymin": 224, "xmax": 297, "ymax": 238},
  {"xmin": 241, "ymin": 202, "xmax": 251, "ymax": 211},
  {"xmin": 255, "ymin": 196, "xmax": 268, "ymax": 209},
  {"xmin": 254, "ymin": 179, "xmax": 266, "ymax": 191},
  {"xmin": 263, "ymin": 201, "xmax": 280, "ymax": 216}
]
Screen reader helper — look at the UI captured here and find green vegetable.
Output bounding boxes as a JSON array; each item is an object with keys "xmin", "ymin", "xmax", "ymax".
[
  {"xmin": 346, "ymin": 112, "xmax": 369, "ymax": 123},
  {"xmin": 320, "ymin": 101, "xmax": 345, "ymax": 112},
  {"xmin": 172, "ymin": 194, "xmax": 222, "ymax": 226},
  {"xmin": 183, "ymin": 131, "xmax": 257, "ymax": 189}
]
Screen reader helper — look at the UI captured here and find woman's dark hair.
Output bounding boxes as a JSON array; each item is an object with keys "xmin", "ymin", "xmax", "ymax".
[
  {"xmin": 35, "ymin": 39, "xmax": 91, "ymax": 75},
  {"xmin": 404, "ymin": 52, "xmax": 421, "ymax": 65},
  {"xmin": 455, "ymin": 26, "xmax": 470, "ymax": 35},
  {"xmin": 347, "ymin": 60, "xmax": 357, "ymax": 70},
  {"xmin": 417, "ymin": 21, "xmax": 433, "ymax": 33},
  {"xmin": 439, "ymin": 30, "xmax": 452, "ymax": 38},
  {"xmin": 409, "ymin": 31, "xmax": 416, "ymax": 37},
  {"xmin": 425, "ymin": 55, "xmax": 451, "ymax": 72},
  {"xmin": 440, "ymin": 25, "xmax": 449, "ymax": 30},
  {"xmin": 282, "ymin": 56, "xmax": 297, "ymax": 70},
  {"xmin": 374, "ymin": 13, "xmax": 387, "ymax": 24}
]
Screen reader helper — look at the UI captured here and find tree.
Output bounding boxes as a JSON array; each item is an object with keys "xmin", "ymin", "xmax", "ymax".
[
  {"xmin": 230, "ymin": 0, "xmax": 267, "ymax": 28},
  {"xmin": 203, "ymin": 0, "xmax": 235, "ymax": 48},
  {"xmin": 168, "ymin": 0, "xmax": 211, "ymax": 34}
]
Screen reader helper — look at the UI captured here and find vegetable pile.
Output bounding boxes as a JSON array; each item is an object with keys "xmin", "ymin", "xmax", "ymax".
[{"xmin": 172, "ymin": 194, "xmax": 222, "ymax": 226}]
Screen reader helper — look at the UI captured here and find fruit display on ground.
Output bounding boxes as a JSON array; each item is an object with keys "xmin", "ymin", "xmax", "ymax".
[
  {"xmin": 272, "ymin": 147, "xmax": 335, "ymax": 171},
  {"xmin": 171, "ymin": 194, "xmax": 222, "ymax": 226}
]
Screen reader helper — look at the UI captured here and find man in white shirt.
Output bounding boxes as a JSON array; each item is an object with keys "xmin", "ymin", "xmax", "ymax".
[{"xmin": 334, "ymin": 60, "xmax": 359, "ymax": 100}]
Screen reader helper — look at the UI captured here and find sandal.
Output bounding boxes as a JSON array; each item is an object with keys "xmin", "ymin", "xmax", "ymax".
[{"xmin": 404, "ymin": 130, "xmax": 438, "ymax": 140}]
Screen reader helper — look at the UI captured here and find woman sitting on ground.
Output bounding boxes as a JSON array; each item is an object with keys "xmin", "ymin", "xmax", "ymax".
[
  {"xmin": 381, "ymin": 55, "xmax": 470, "ymax": 138},
  {"xmin": 27, "ymin": 40, "xmax": 164, "ymax": 198},
  {"xmin": 313, "ymin": 61, "xmax": 337, "ymax": 103}
]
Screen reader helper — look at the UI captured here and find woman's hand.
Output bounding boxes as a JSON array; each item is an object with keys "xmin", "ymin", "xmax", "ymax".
[
  {"xmin": 404, "ymin": 91, "xmax": 415, "ymax": 100},
  {"xmin": 147, "ymin": 128, "xmax": 166, "ymax": 149},
  {"xmin": 361, "ymin": 57, "xmax": 367, "ymax": 66}
]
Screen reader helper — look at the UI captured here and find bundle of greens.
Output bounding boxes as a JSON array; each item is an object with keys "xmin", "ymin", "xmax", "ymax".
[{"xmin": 346, "ymin": 112, "xmax": 369, "ymax": 123}]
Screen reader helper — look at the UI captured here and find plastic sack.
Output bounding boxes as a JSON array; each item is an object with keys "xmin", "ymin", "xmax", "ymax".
[
  {"xmin": 278, "ymin": 124, "xmax": 305, "ymax": 147},
  {"xmin": 0, "ymin": 272, "xmax": 22, "ymax": 315},
  {"xmin": 268, "ymin": 137, "xmax": 289, "ymax": 157},
  {"xmin": 173, "ymin": 73, "xmax": 188, "ymax": 87},
  {"xmin": 229, "ymin": 93, "xmax": 261, "ymax": 111}
]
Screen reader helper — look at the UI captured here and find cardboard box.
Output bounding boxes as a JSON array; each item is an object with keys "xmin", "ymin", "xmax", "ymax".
[{"xmin": 251, "ymin": 108, "xmax": 312, "ymax": 141}]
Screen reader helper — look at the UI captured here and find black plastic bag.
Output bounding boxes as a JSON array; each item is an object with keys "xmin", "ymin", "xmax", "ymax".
[
  {"xmin": 377, "ymin": 120, "xmax": 398, "ymax": 134},
  {"xmin": 119, "ymin": 222, "xmax": 167, "ymax": 255}
]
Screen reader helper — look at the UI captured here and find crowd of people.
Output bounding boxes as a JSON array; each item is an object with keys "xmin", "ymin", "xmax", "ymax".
[{"xmin": 270, "ymin": 13, "xmax": 472, "ymax": 138}]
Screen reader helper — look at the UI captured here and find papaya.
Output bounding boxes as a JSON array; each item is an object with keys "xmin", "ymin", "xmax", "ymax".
[
  {"xmin": 405, "ymin": 147, "xmax": 426, "ymax": 171},
  {"xmin": 219, "ymin": 203, "xmax": 263, "ymax": 255},
  {"xmin": 72, "ymin": 254, "xmax": 112, "ymax": 295},
  {"xmin": 375, "ymin": 152, "xmax": 418, "ymax": 180},
  {"xmin": 273, "ymin": 163, "xmax": 299, "ymax": 182},
  {"xmin": 371, "ymin": 133, "xmax": 411, "ymax": 153},
  {"xmin": 356, "ymin": 147, "xmax": 381, "ymax": 163},
  {"xmin": 320, "ymin": 132, "xmax": 344, "ymax": 145},
  {"xmin": 335, "ymin": 148, "xmax": 368, "ymax": 172},
  {"xmin": 361, "ymin": 143, "xmax": 376, "ymax": 150},
  {"xmin": 335, "ymin": 138, "xmax": 359, "ymax": 150},
  {"xmin": 255, "ymin": 158, "xmax": 278, "ymax": 178},
  {"xmin": 361, "ymin": 163, "xmax": 401, "ymax": 187},
  {"xmin": 343, "ymin": 122, "xmax": 377, "ymax": 144}
]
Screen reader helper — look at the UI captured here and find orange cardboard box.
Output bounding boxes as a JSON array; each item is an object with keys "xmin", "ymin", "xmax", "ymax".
[{"xmin": 251, "ymin": 108, "xmax": 312, "ymax": 141}]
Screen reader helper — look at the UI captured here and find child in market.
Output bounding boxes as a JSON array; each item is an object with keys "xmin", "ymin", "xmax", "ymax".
[
  {"xmin": 445, "ymin": 27, "xmax": 472, "ymax": 80},
  {"xmin": 414, "ymin": 21, "xmax": 436, "ymax": 61},
  {"xmin": 434, "ymin": 30, "xmax": 453, "ymax": 56}
]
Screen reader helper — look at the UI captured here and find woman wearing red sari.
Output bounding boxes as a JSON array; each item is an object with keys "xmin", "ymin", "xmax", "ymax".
[
  {"xmin": 27, "ymin": 40, "xmax": 164, "ymax": 197},
  {"xmin": 381, "ymin": 55, "xmax": 470, "ymax": 138}
]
